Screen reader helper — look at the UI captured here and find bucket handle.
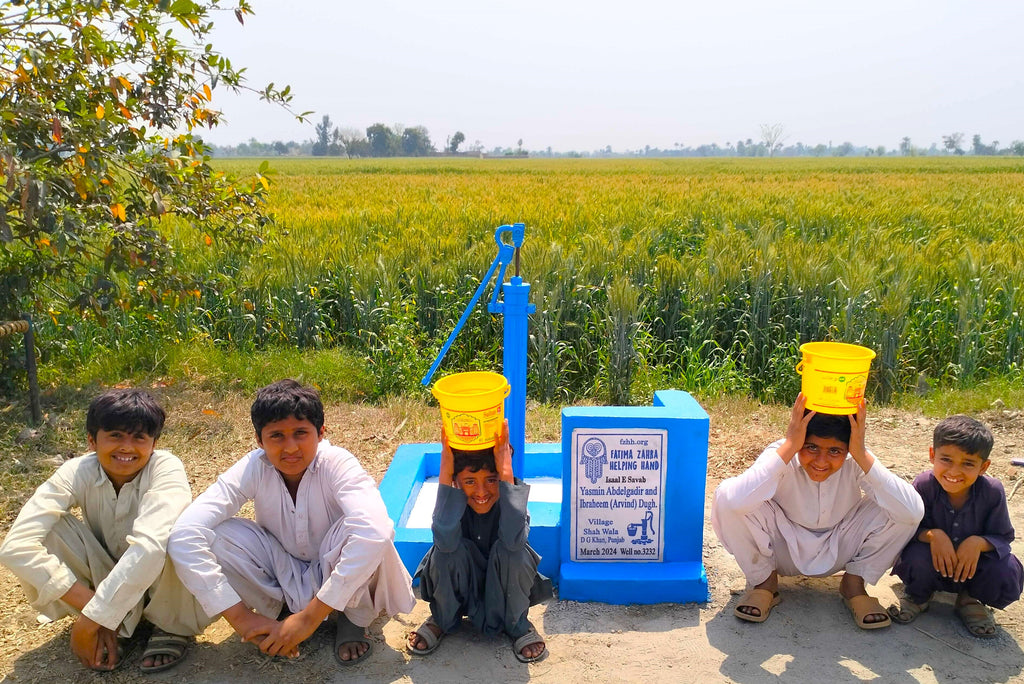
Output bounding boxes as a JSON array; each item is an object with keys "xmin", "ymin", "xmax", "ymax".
[{"xmin": 795, "ymin": 360, "xmax": 804, "ymax": 375}]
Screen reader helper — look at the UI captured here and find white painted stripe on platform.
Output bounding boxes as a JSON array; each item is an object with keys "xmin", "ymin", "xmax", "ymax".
[{"xmin": 403, "ymin": 476, "xmax": 563, "ymax": 529}]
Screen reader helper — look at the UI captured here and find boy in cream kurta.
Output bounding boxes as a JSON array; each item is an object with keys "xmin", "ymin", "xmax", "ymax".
[
  {"xmin": 169, "ymin": 379, "xmax": 414, "ymax": 665},
  {"xmin": 712, "ymin": 394, "xmax": 924, "ymax": 629},
  {"xmin": 0, "ymin": 389, "xmax": 209, "ymax": 673}
]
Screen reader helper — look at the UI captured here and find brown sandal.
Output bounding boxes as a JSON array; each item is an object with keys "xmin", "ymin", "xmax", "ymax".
[
  {"xmin": 733, "ymin": 588, "xmax": 781, "ymax": 623},
  {"xmin": 843, "ymin": 594, "xmax": 891, "ymax": 630},
  {"xmin": 139, "ymin": 629, "xmax": 189, "ymax": 673},
  {"xmin": 334, "ymin": 612, "xmax": 372, "ymax": 665},
  {"xmin": 887, "ymin": 595, "xmax": 930, "ymax": 624},
  {"xmin": 957, "ymin": 601, "xmax": 996, "ymax": 638}
]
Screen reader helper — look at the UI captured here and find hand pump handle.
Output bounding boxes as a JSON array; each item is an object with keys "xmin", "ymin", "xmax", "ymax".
[{"xmin": 420, "ymin": 224, "xmax": 524, "ymax": 386}]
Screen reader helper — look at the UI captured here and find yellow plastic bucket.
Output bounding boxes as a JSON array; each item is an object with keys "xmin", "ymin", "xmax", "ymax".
[
  {"xmin": 432, "ymin": 371, "xmax": 511, "ymax": 449},
  {"xmin": 796, "ymin": 342, "xmax": 876, "ymax": 415}
]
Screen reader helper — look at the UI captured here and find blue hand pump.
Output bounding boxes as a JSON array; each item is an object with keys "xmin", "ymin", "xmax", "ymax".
[{"xmin": 421, "ymin": 223, "xmax": 535, "ymax": 473}]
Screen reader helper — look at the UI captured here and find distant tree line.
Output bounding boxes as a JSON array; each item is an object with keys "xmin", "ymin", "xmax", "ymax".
[
  {"xmin": 210, "ymin": 138, "xmax": 313, "ymax": 157},
  {"xmin": 210, "ymin": 118, "xmax": 480, "ymax": 158},
  {"xmin": 533, "ymin": 133, "xmax": 1024, "ymax": 159},
  {"xmin": 209, "ymin": 122, "xmax": 1024, "ymax": 159},
  {"xmin": 938, "ymin": 132, "xmax": 1023, "ymax": 156}
]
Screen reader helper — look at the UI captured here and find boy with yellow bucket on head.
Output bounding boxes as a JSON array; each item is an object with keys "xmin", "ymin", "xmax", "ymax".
[
  {"xmin": 408, "ymin": 371, "xmax": 552, "ymax": 662},
  {"xmin": 712, "ymin": 343, "xmax": 924, "ymax": 629}
]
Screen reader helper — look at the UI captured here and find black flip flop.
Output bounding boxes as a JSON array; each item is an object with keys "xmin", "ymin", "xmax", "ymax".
[
  {"xmin": 139, "ymin": 628, "xmax": 190, "ymax": 673},
  {"xmin": 333, "ymin": 612, "xmax": 372, "ymax": 666}
]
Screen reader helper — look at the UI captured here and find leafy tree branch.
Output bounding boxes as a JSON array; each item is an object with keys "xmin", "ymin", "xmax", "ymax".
[{"xmin": 0, "ymin": 0, "xmax": 308, "ymax": 326}]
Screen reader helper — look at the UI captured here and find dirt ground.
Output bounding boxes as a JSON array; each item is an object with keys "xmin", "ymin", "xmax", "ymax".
[{"xmin": 2, "ymin": 394, "xmax": 1024, "ymax": 684}]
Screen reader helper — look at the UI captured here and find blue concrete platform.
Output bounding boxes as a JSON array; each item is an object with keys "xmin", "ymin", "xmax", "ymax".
[
  {"xmin": 559, "ymin": 390, "xmax": 710, "ymax": 604},
  {"xmin": 558, "ymin": 561, "xmax": 708, "ymax": 605}
]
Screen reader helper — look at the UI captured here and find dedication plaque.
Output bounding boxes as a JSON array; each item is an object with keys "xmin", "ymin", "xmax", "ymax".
[{"xmin": 569, "ymin": 428, "xmax": 668, "ymax": 561}]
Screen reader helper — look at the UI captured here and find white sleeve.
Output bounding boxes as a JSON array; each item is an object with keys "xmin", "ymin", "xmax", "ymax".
[
  {"xmin": 861, "ymin": 455, "xmax": 925, "ymax": 526},
  {"xmin": 713, "ymin": 441, "xmax": 790, "ymax": 516},
  {"xmin": 168, "ymin": 453, "xmax": 255, "ymax": 617},
  {"xmin": 0, "ymin": 461, "xmax": 82, "ymax": 609},
  {"xmin": 314, "ymin": 454, "xmax": 395, "ymax": 611}
]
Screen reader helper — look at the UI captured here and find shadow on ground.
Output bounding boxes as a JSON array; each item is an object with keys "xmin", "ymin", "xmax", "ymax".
[{"xmin": 706, "ymin": 577, "xmax": 1024, "ymax": 684}]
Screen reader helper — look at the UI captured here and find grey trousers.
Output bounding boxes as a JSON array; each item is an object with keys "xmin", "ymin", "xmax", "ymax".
[{"xmin": 416, "ymin": 538, "xmax": 551, "ymax": 640}]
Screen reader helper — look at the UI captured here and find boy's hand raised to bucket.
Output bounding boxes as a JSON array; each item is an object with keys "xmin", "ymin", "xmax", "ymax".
[
  {"xmin": 495, "ymin": 420, "xmax": 514, "ymax": 484},
  {"xmin": 778, "ymin": 393, "xmax": 815, "ymax": 463},
  {"xmin": 439, "ymin": 429, "xmax": 455, "ymax": 487},
  {"xmin": 848, "ymin": 400, "xmax": 875, "ymax": 474}
]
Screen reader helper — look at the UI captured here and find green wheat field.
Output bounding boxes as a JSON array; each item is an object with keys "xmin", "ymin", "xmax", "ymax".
[{"xmin": 23, "ymin": 156, "xmax": 1024, "ymax": 405}]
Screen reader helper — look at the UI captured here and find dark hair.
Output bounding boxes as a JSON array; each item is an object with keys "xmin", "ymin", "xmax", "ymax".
[
  {"xmin": 805, "ymin": 411, "xmax": 851, "ymax": 445},
  {"xmin": 452, "ymin": 446, "xmax": 496, "ymax": 476},
  {"xmin": 251, "ymin": 379, "xmax": 325, "ymax": 438},
  {"xmin": 86, "ymin": 388, "xmax": 166, "ymax": 440},
  {"xmin": 933, "ymin": 415, "xmax": 993, "ymax": 461}
]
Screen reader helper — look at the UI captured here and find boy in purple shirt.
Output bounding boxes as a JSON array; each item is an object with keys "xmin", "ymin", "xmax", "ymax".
[{"xmin": 889, "ymin": 415, "xmax": 1023, "ymax": 637}]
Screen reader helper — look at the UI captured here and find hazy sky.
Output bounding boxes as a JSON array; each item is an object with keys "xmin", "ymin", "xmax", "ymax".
[{"xmin": 203, "ymin": 0, "xmax": 1024, "ymax": 152}]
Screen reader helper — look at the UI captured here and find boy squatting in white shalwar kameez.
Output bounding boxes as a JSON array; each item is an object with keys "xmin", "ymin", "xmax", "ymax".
[
  {"xmin": 712, "ymin": 394, "xmax": 924, "ymax": 628},
  {"xmin": 0, "ymin": 389, "xmax": 210, "ymax": 673},
  {"xmin": 169, "ymin": 380, "xmax": 415, "ymax": 664}
]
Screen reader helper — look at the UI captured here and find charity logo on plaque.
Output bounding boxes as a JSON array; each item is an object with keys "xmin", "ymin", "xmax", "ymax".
[{"xmin": 569, "ymin": 428, "xmax": 668, "ymax": 562}]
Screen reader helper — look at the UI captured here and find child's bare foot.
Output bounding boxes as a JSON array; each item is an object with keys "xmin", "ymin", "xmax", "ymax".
[
  {"xmin": 407, "ymin": 618, "xmax": 444, "ymax": 655},
  {"xmin": 840, "ymin": 573, "xmax": 890, "ymax": 627},
  {"xmin": 407, "ymin": 622, "xmax": 442, "ymax": 652},
  {"xmin": 736, "ymin": 571, "xmax": 779, "ymax": 620},
  {"xmin": 336, "ymin": 640, "xmax": 369, "ymax": 661},
  {"xmin": 518, "ymin": 637, "xmax": 546, "ymax": 661}
]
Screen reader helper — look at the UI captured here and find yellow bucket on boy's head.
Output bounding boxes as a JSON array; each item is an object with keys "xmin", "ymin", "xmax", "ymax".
[
  {"xmin": 797, "ymin": 342, "xmax": 876, "ymax": 415},
  {"xmin": 432, "ymin": 371, "xmax": 511, "ymax": 449}
]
